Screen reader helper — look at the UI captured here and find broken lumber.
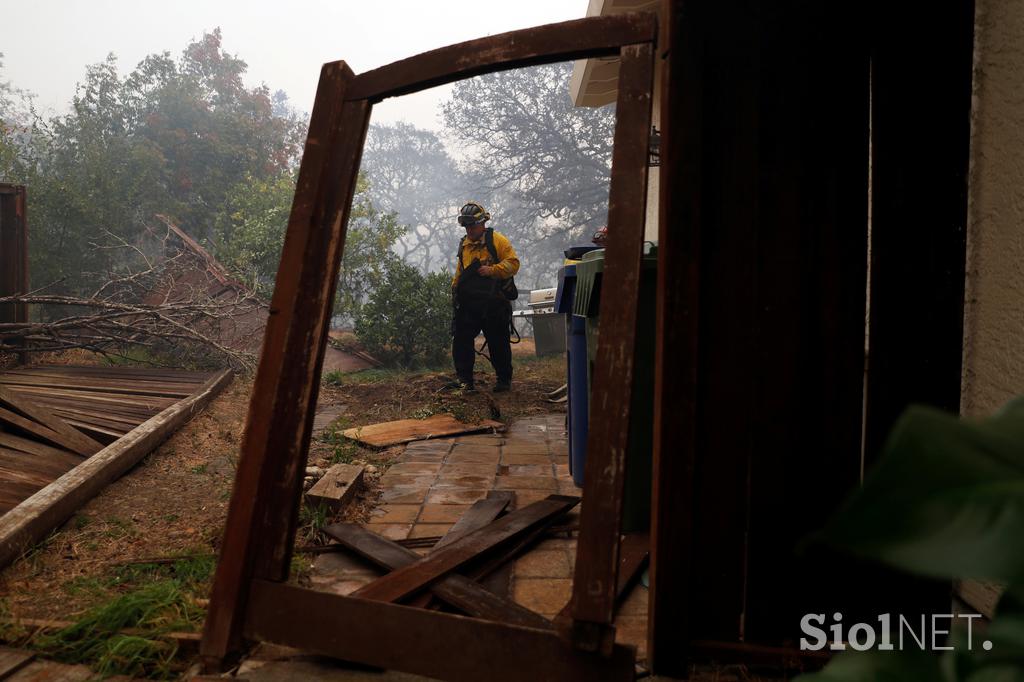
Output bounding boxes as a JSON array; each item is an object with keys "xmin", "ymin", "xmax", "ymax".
[
  {"xmin": 304, "ymin": 463, "xmax": 364, "ymax": 513},
  {"xmin": 342, "ymin": 413, "xmax": 503, "ymax": 448},
  {"xmin": 0, "ymin": 369, "xmax": 233, "ymax": 569},
  {"xmin": 353, "ymin": 495, "xmax": 579, "ymax": 603},
  {"xmin": 323, "ymin": 523, "xmax": 551, "ymax": 629}
]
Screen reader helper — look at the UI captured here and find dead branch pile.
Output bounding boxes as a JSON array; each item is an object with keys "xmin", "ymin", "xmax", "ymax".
[{"xmin": 0, "ymin": 219, "xmax": 267, "ymax": 372}]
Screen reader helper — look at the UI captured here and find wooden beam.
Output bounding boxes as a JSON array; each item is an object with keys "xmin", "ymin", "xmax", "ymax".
[
  {"xmin": 201, "ymin": 61, "xmax": 370, "ymax": 665},
  {"xmin": 323, "ymin": 523, "xmax": 550, "ymax": 629},
  {"xmin": 347, "ymin": 13, "xmax": 657, "ymax": 102},
  {"xmin": 353, "ymin": 496, "xmax": 579, "ymax": 603},
  {"xmin": 569, "ymin": 40, "xmax": 655, "ymax": 654},
  {"xmin": 245, "ymin": 580, "xmax": 636, "ymax": 682},
  {"xmin": 0, "ymin": 370, "xmax": 232, "ymax": 569}
]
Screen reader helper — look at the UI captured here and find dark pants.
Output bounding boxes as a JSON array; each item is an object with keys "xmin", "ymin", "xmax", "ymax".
[{"xmin": 452, "ymin": 298, "xmax": 512, "ymax": 385}]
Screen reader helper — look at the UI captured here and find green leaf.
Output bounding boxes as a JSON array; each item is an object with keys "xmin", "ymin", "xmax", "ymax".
[{"xmin": 816, "ymin": 396, "xmax": 1024, "ymax": 582}]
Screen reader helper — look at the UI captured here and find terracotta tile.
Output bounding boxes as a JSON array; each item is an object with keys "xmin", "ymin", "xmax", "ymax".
[
  {"xmin": 386, "ymin": 462, "xmax": 444, "ymax": 475},
  {"xmin": 514, "ymin": 550, "xmax": 573, "ymax": 578},
  {"xmin": 450, "ymin": 443, "xmax": 502, "ymax": 456},
  {"xmin": 501, "ymin": 453, "xmax": 553, "ymax": 466},
  {"xmin": 408, "ymin": 522, "xmax": 451, "ymax": 540},
  {"xmin": 506, "ymin": 464, "xmax": 554, "ymax": 476},
  {"xmin": 439, "ymin": 462, "xmax": 498, "ymax": 476},
  {"xmin": 363, "ymin": 523, "xmax": 412, "ymax": 540},
  {"xmin": 557, "ymin": 479, "xmax": 581, "ymax": 495},
  {"xmin": 495, "ymin": 475, "xmax": 558, "ymax": 491},
  {"xmin": 513, "ymin": 578, "xmax": 572, "ymax": 616},
  {"xmin": 614, "ymin": 615, "xmax": 649, "ymax": 657},
  {"xmin": 511, "ymin": 490, "xmax": 555, "ymax": 508},
  {"xmin": 400, "ymin": 451, "xmax": 447, "ymax": 463},
  {"xmin": 502, "ymin": 443, "xmax": 551, "ymax": 456},
  {"xmin": 378, "ymin": 473, "xmax": 437, "ymax": 488},
  {"xmin": 405, "ymin": 438, "xmax": 455, "ymax": 451},
  {"xmin": 311, "ymin": 551, "xmax": 378, "ymax": 578},
  {"xmin": 378, "ymin": 486, "xmax": 429, "ymax": 504},
  {"xmin": 534, "ymin": 537, "xmax": 577, "ymax": 553},
  {"xmin": 367, "ymin": 504, "xmax": 421, "ymax": 524},
  {"xmin": 418, "ymin": 503, "xmax": 472, "ymax": 523},
  {"xmin": 448, "ymin": 450, "xmax": 501, "ymax": 464},
  {"xmin": 617, "ymin": 584, "xmax": 649, "ymax": 617},
  {"xmin": 432, "ymin": 474, "xmax": 495, "ymax": 489},
  {"xmin": 456, "ymin": 434, "xmax": 505, "ymax": 444},
  {"xmin": 425, "ymin": 488, "xmax": 491, "ymax": 504}
]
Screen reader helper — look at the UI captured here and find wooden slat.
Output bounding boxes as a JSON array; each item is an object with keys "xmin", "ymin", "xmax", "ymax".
[
  {"xmin": 354, "ymin": 496, "xmax": 579, "ymax": 603},
  {"xmin": 0, "ymin": 407, "xmax": 91, "ymax": 457},
  {"xmin": 0, "ymin": 432, "xmax": 81, "ymax": 462},
  {"xmin": 323, "ymin": 523, "xmax": 550, "ymax": 629},
  {"xmin": 404, "ymin": 492, "xmax": 513, "ymax": 609},
  {"xmin": 434, "ymin": 493, "xmax": 512, "ymax": 550},
  {"xmin": 341, "ymin": 414, "xmax": 503, "ymax": 448},
  {"xmin": 0, "ymin": 370, "xmax": 232, "ymax": 568},
  {"xmin": 201, "ymin": 62, "xmax": 369, "ymax": 664},
  {"xmin": 569, "ymin": 40, "xmax": 655, "ymax": 653},
  {"xmin": 245, "ymin": 580, "xmax": 636, "ymax": 682},
  {"xmin": 0, "ymin": 388, "xmax": 103, "ymax": 456},
  {"xmin": 0, "ymin": 448, "xmax": 78, "ymax": 481},
  {"xmin": 0, "ymin": 646, "xmax": 34, "ymax": 678},
  {"xmin": 347, "ymin": 13, "xmax": 657, "ymax": 102}
]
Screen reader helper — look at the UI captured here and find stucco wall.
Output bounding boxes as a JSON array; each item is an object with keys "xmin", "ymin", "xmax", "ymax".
[{"xmin": 962, "ymin": 0, "xmax": 1024, "ymax": 415}]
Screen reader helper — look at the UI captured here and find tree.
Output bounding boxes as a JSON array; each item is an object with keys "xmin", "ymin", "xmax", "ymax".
[
  {"xmin": 442, "ymin": 62, "xmax": 615, "ymax": 287},
  {"xmin": 5, "ymin": 30, "xmax": 307, "ymax": 298},
  {"xmin": 211, "ymin": 172, "xmax": 405, "ymax": 321},
  {"xmin": 361, "ymin": 122, "xmax": 465, "ymax": 273},
  {"xmin": 354, "ymin": 260, "xmax": 452, "ymax": 369}
]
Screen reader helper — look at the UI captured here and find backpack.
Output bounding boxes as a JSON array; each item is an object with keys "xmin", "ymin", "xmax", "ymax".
[{"xmin": 457, "ymin": 228, "xmax": 519, "ymax": 301}]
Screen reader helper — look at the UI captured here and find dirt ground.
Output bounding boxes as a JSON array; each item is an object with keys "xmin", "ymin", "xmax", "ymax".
[{"xmin": 0, "ymin": 344, "xmax": 566, "ymax": 626}]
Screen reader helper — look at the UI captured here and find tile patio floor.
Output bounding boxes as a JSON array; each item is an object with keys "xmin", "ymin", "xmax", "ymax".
[{"xmin": 309, "ymin": 413, "xmax": 650, "ymax": 661}]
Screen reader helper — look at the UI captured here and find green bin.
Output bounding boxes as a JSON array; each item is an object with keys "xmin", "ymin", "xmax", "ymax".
[{"xmin": 571, "ymin": 247, "xmax": 657, "ymax": 532}]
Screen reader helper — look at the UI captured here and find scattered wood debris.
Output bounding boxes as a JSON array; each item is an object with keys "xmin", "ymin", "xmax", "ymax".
[
  {"xmin": 341, "ymin": 413, "xmax": 503, "ymax": 448},
  {"xmin": 304, "ymin": 463, "xmax": 364, "ymax": 514}
]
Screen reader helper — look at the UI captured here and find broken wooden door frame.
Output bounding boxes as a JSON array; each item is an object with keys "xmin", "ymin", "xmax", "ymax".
[
  {"xmin": 0, "ymin": 184, "xmax": 28, "ymax": 363},
  {"xmin": 201, "ymin": 13, "xmax": 657, "ymax": 679}
]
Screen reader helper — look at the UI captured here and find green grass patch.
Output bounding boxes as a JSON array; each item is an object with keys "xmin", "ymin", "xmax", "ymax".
[{"xmin": 3, "ymin": 554, "xmax": 220, "ymax": 678}]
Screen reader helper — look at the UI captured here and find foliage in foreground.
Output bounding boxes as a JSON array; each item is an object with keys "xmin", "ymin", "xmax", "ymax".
[
  {"xmin": 354, "ymin": 259, "xmax": 452, "ymax": 369},
  {"xmin": 1, "ymin": 555, "xmax": 213, "ymax": 679},
  {"xmin": 801, "ymin": 396, "xmax": 1024, "ymax": 681}
]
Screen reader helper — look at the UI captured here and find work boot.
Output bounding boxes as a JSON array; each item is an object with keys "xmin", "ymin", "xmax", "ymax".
[{"xmin": 492, "ymin": 380, "xmax": 511, "ymax": 393}]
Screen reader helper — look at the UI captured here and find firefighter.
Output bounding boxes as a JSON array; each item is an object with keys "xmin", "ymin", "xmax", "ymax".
[{"xmin": 449, "ymin": 201, "xmax": 520, "ymax": 392}]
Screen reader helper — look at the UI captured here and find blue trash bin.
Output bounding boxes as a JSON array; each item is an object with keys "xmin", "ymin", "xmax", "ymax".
[{"xmin": 556, "ymin": 265, "xmax": 589, "ymax": 488}]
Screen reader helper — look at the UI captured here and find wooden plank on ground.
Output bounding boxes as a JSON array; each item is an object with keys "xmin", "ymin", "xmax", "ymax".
[
  {"xmin": 0, "ymin": 369, "xmax": 232, "ymax": 569},
  {"xmin": 405, "ymin": 491, "xmax": 513, "ymax": 609},
  {"xmin": 245, "ymin": 580, "xmax": 636, "ymax": 682},
  {"xmin": 353, "ymin": 495, "xmax": 579, "ymax": 603},
  {"xmin": 323, "ymin": 523, "xmax": 550, "ymax": 629},
  {"xmin": 0, "ymin": 388, "xmax": 103, "ymax": 456},
  {"xmin": 6, "ymin": 660, "xmax": 94, "ymax": 681},
  {"xmin": 303, "ymin": 464, "xmax": 364, "ymax": 513},
  {"xmin": 0, "ymin": 432, "xmax": 81, "ymax": 463},
  {"xmin": 342, "ymin": 414, "xmax": 503, "ymax": 448},
  {"xmin": 0, "ymin": 647, "xmax": 34, "ymax": 678}
]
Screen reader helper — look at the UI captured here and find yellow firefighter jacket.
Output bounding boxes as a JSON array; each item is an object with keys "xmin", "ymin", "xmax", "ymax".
[{"xmin": 451, "ymin": 229, "xmax": 520, "ymax": 289}]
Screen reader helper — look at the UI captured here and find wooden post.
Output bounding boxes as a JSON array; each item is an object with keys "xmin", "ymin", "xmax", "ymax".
[
  {"xmin": 201, "ymin": 61, "xmax": 371, "ymax": 665},
  {"xmin": 569, "ymin": 40, "xmax": 655, "ymax": 654}
]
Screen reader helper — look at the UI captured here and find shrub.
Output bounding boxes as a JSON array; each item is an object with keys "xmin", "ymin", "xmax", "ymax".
[{"xmin": 354, "ymin": 259, "xmax": 452, "ymax": 369}]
